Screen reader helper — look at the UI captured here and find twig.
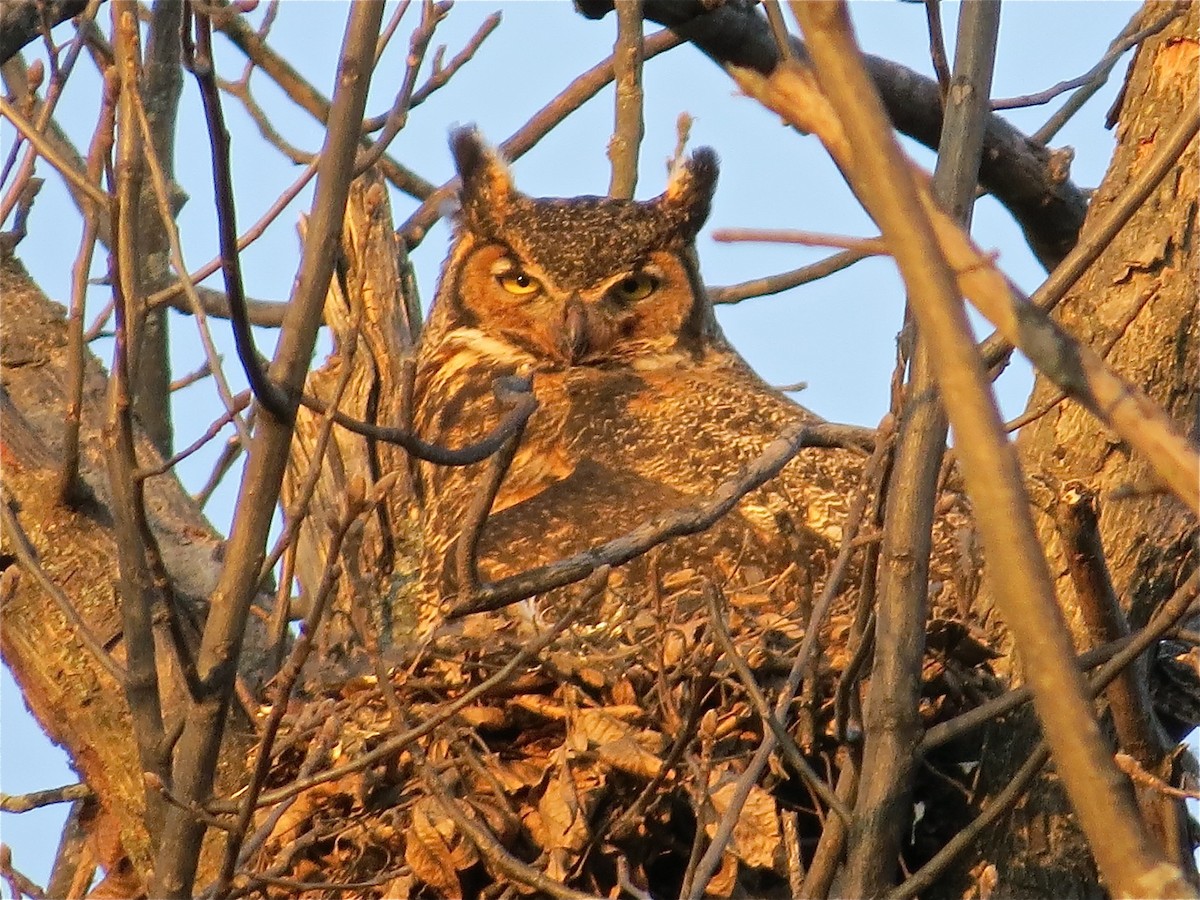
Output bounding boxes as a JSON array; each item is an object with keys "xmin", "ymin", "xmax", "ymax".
[
  {"xmin": 607, "ymin": 0, "xmax": 644, "ymax": 198},
  {"xmin": 0, "ymin": 845, "xmax": 45, "ymax": 900},
  {"xmin": 397, "ymin": 26, "xmax": 684, "ymax": 247},
  {"xmin": 213, "ymin": 7, "xmax": 433, "ymax": 201},
  {"xmin": 682, "ymin": 417, "xmax": 893, "ymax": 899},
  {"xmin": 414, "ymin": 740, "xmax": 596, "ymax": 900},
  {"xmin": 125, "ymin": 52, "xmax": 252, "ymax": 451},
  {"xmin": 193, "ymin": 416, "xmax": 251, "ymax": 509},
  {"xmin": 1030, "ymin": 5, "xmax": 1183, "ymax": 143},
  {"xmin": 712, "ymin": 226, "xmax": 887, "ymax": 255},
  {"xmin": 213, "ymin": 490, "xmax": 365, "ymax": 899},
  {"xmin": 0, "ymin": 94, "xmax": 109, "ymax": 211},
  {"xmin": 255, "ymin": 312, "xmax": 363, "ymax": 584},
  {"xmin": 56, "ymin": 64, "xmax": 110, "ymax": 503},
  {"xmin": 147, "ymin": 161, "xmax": 317, "ymax": 317},
  {"xmin": 707, "ymin": 248, "xmax": 870, "ymax": 305},
  {"xmin": 353, "ymin": 0, "xmax": 446, "ymax": 174},
  {"xmin": 0, "ymin": 783, "xmax": 93, "ymax": 814},
  {"xmin": 169, "ymin": 358, "xmax": 214, "ymax": 393},
  {"xmin": 301, "ymin": 375, "xmax": 540, "ymax": 467},
  {"xmin": 1116, "ymin": 753, "xmax": 1200, "ymax": 803},
  {"xmin": 135, "ymin": 391, "xmax": 252, "ymax": 480},
  {"xmin": 454, "ymin": 380, "xmax": 535, "ymax": 597},
  {"xmin": 703, "ymin": 584, "xmax": 850, "ymax": 822},
  {"xmin": 1056, "ymin": 484, "xmax": 1168, "ymax": 764},
  {"xmin": 184, "ymin": 5, "xmax": 288, "ymax": 420},
  {"xmin": 0, "ymin": 0, "xmax": 102, "ymax": 226},
  {"xmin": 210, "ymin": 568, "xmax": 610, "ymax": 814},
  {"xmin": 895, "ymin": 570, "xmax": 1200, "ymax": 899},
  {"xmin": 408, "ymin": 11, "xmax": 501, "ymax": 108},
  {"xmin": 921, "ymin": 0, "xmax": 951, "ymax": 103}
]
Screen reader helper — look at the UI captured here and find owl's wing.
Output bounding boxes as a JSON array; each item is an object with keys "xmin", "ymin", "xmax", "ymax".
[{"xmin": 564, "ymin": 350, "xmax": 866, "ymax": 547}]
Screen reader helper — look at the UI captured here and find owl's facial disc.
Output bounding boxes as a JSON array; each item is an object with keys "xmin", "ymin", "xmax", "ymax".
[{"xmin": 463, "ymin": 244, "xmax": 692, "ymax": 367}]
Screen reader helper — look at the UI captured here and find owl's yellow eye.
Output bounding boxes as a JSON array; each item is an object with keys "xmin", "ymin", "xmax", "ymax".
[
  {"xmin": 497, "ymin": 270, "xmax": 542, "ymax": 296},
  {"xmin": 610, "ymin": 273, "xmax": 658, "ymax": 302}
]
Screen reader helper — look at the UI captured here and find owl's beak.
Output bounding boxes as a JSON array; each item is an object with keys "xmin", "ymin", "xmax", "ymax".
[{"xmin": 562, "ymin": 297, "xmax": 590, "ymax": 364}]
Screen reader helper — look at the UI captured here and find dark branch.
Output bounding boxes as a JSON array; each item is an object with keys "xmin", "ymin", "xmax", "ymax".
[{"xmin": 575, "ymin": 0, "xmax": 1089, "ymax": 270}]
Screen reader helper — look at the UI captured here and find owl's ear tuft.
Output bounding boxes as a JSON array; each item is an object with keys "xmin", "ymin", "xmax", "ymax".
[
  {"xmin": 450, "ymin": 126, "xmax": 514, "ymax": 234},
  {"xmin": 661, "ymin": 147, "xmax": 719, "ymax": 241}
]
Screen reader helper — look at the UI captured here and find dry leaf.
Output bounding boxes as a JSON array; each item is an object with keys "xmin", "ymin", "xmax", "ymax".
[
  {"xmin": 405, "ymin": 798, "xmax": 462, "ymax": 897},
  {"xmin": 707, "ymin": 780, "xmax": 782, "ymax": 871}
]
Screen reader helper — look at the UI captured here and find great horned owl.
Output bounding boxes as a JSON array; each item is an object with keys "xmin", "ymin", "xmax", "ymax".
[{"xmin": 412, "ymin": 128, "xmax": 863, "ymax": 633}]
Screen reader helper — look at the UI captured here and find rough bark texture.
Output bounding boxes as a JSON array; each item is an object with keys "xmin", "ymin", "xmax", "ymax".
[{"xmin": 282, "ymin": 169, "xmax": 424, "ymax": 658}]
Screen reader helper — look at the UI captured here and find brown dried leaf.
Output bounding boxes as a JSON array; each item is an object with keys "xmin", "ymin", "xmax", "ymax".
[
  {"xmin": 405, "ymin": 798, "xmax": 462, "ymax": 896},
  {"xmin": 534, "ymin": 754, "xmax": 591, "ymax": 854},
  {"xmin": 576, "ymin": 708, "xmax": 665, "ymax": 779},
  {"xmin": 707, "ymin": 780, "xmax": 782, "ymax": 871},
  {"xmin": 510, "ymin": 694, "xmax": 568, "ymax": 720},
  {"xmin": 456, "ymin": 704, "xmax": 507, "ymax": 729}
]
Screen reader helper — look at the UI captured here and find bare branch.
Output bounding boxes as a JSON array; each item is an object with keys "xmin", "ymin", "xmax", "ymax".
[
  {"xmin": 0, "ymin": 783, "xmax": 93, "ymax": 814},
  {"xmin": 607, "ymin": 0, "xmax": 644, "ymax": 198},
  {"xmin": 152, "ymin": 7, "xmax": 385, "ymax": 895},
  {"xmin": 707, "ymin": 248, "xmax": 870, "ymax": 305}
]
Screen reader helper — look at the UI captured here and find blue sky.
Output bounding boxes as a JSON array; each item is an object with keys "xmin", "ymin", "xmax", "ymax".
[{"xmin": 1, "ymin": 0, "xmax": 1150, "ymax": 887}]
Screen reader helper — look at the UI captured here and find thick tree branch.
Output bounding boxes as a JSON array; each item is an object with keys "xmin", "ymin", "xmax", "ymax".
[{"xmin": 575, "ymin": 0, "xmax": 1089, "ymax": 269}]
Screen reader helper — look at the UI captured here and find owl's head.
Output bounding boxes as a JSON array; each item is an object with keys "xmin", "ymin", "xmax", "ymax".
[{"xmin": 426, "ymin": 127, "xmax": 721, "ymax": 369}]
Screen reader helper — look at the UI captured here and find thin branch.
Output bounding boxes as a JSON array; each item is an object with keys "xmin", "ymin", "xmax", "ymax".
[
  {"xmin": 214, "ymin": 489, "xmax": 364, "ymax": 898},
  {"xmin": 683, "ymin": 417, "xmax": 894, "ymax": 899},
  {"xmin": 106, "ymin": 0, "xmax": 169, "ymax": 837},
  {"xmin": 208, "ymin": 568, "xmax": 611, "ymax": 814},
  {"xmin": 981, "ymin": 106, "xmax": 1200, "ymax": 368},
  {"xmin": 300, "ymin": 376, "xmax": 540, "ymax": 467},
  {"xmin": 921, "ymin": 0, "xmax": 950, "ymax": 102},
  {"xmin": 0, "ymin": 0, "xmax": 102, "ymax": 226},
  {"xmin": 454, "ymin": 381, "xmax": 534, "ymax": 597},
  {"xmin": 0, "ymin": 93, "xmax": 110, "ymax": 211},
  {"xmin": 1029, "ymin": 4, "xmax": 1183, "ymax": 142},
  {"xmin": 135, "ymin": 391, "xmax": 252, "ymax": 480},
  {"xmin": 712, "ymin": 226, "xmax": 887, "ymax": 255},
  {"xmin": 703, "ymin": 584, "xmax": 850, "ymax": 822},
  {"xmin": 184, "ymin": 6, "xmax": 289, "ymax": 420},
  {"xmin": 1056, "ymin": 484, "xmax": 1166, "ymax": 762},
  {"xmin": 607, "ymin": 0, "xmax": 644, "ymax": 198},
  {"xmin": 126, "ymin": 48, "xmax": 252, "ymax": 450},
  {"xmin": 352, "ymin": 0, "xmax": 447, "ymax": 174},
  {"xmin": 214, "ymin": 7, "xmax": 433, "ymax": 201},
  {"xmin": 147, "ymin": 160, "xmax": 317, "ymax": 316},
  {"xmin": 408, "ymin": 10, "xmax": 501, "ymax": 108},
  {"xmin": 896, "ymin": 570, "xmax": 1200, "ymax": 899},
  {"xmin": 707, "ymin": 248, "xmax": 870, "ymax": 305},
  {"xmin": 844, "ymin": 2, "xmax": 996, "ymax": 891},
  {"xmin": 59, "ymin": 67, "xmax": 113, "ymax": 502},
  {"xmin": 397, "ymin": 26, "xmax": 684, "ymax": 247},
  {"xmin": 0, "ymin": 784, "xmax": 93, "ymax": 814}
]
